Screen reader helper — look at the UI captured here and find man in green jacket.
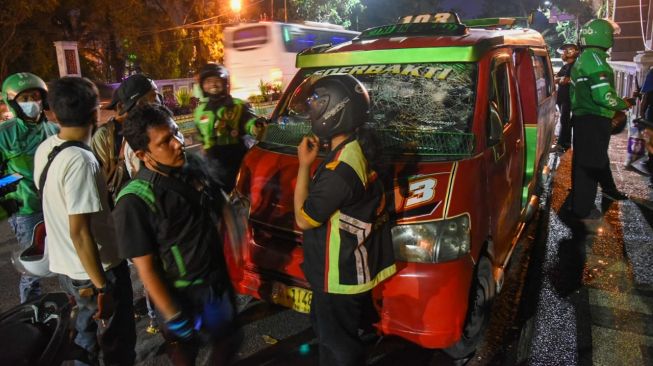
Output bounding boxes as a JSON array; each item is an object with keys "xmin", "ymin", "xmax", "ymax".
[
  {"xmin": 0, "ymin": 73, "xmax": 59, "ymax": 302},
  {"xmin": 193, "ymin": 63, "xmax": 263, "ymax": 192},
  {"xmin": 570, "ymin": 19, "xmax": 634, "ymax": 220}
]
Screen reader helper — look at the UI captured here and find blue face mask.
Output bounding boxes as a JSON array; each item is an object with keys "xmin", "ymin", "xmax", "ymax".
[{"xmin": 17, "ymin": 101, "xmax": 42, "ymax": 120}]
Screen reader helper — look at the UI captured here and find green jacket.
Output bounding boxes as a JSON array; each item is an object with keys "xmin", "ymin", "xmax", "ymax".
[
  {"xmin": 0, "ymin": 117, "xmax": 59, "ymax": 216},
  {"xmin": 193, "ymin": 97, "xmax": 258, "ymax": 149},
  {"xmin": 570, "ymin": 47, "xmax": 629, "ymax": 118}
]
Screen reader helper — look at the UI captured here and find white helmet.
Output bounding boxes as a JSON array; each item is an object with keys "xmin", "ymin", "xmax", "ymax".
[{"xmin": 12, "ymin": 221, "xmax": 53, "ymax": 278}]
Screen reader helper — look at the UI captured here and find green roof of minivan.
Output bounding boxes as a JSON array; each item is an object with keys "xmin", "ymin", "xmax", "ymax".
[{"xmin": 297, "ymin": 27, "xmax": 546, "ymax": 67}]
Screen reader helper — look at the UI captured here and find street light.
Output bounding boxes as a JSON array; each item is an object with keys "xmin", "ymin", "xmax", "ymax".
[{"xmin": 231, "ymin": 0, "xmax": 242, "ymax": 13}]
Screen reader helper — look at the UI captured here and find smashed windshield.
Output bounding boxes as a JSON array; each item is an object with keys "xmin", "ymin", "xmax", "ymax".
[{"xmin": 263, "ymin": 62, "xmax": 477, "ymax": 158}]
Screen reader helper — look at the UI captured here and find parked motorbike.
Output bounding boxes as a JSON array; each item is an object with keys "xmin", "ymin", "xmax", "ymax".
[{"xmin": 0, "ymin": 292, "xmax": 73, "ymax": 366}]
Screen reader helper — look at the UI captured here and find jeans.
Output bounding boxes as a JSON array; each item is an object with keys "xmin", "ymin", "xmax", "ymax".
[
  {"xmin": 8, "ymin": 212, "xmax": 43, "ymax": 303},
  {"xmin": 59, "ymin": 261, "xmax": 136, "ymax": 366}
]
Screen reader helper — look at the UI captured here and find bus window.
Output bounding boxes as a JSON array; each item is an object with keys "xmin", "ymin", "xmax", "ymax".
[
  {"xmin": 233, "ymin": 25, "xmax": 269, "ymax": 51},
  {"xmin": 281, "ymin": 25, "xmax": 355, "ymax": 53}
]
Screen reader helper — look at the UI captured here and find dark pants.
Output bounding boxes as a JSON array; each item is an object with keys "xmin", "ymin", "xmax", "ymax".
[
  {"xmin": 159, "ymin": 282, "xmax": 238, "ymax": 366},
  {"xmin": 206, "ymin": 144, "xmax": 247, "ymax": 192},
  {"xmin": 310, "ymin": 290, "xmax": 378, "ymax": 366},
  {"xmin": 571, "ymin": 114, "xmax": 613, "ymax": 217},
  {"xmin": 557, "ymin": 102, "xmax": 572, "ymax": 148},
  {"xmin": 59, "ymin": 261, "xmax": 136, "ymax": 366}
]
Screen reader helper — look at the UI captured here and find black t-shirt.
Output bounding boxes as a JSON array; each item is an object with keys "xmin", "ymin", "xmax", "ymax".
[
  {"xmin": 556, "ymin": 62, "xmax": 574, "ymax": 104},
  {"xmin": 113, "ymin": 167, "xmax": 224, "ymax": 287}
]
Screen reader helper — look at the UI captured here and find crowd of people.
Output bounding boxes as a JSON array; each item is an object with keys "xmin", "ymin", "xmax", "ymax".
[
  {"xmin": 0, "ymin": 56, "xmax": 396, "ymax": 365},
  {"xmin": 4, "ymin": 14, "xmax": 652, "ymax": 366}
]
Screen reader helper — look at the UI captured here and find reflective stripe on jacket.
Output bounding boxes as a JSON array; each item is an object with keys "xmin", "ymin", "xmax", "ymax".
[{"xmin": 194, "ymin": 98, "xmax": 258, "ymax": 149}]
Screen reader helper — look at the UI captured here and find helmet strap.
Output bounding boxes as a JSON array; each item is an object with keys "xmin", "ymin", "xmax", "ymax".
[{"xmin": 319, "ymin": 137, "xmax": 331, "ymax": 152}]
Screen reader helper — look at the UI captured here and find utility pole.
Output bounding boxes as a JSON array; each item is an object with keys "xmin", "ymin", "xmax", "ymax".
[
  {"xmin": 271, "ymin": 0, "xmax": 274, "ymax": 20},
  {"xmin": 284, "ymin": 0, "xmax": 287, "ymax": 23}
]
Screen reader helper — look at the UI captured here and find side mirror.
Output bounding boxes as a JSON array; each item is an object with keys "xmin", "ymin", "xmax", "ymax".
[{"xmin": 487, "ymin": 102, "xmax": 503, "ymax": 146}]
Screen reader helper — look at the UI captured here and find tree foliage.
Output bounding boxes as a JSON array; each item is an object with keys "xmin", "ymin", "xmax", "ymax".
[
  {"xmin": 287, "ymin": 0, "xmax": 364, "ymax": 28},
  {"xmin": 0, "ymin": 0, "xmax": 59, "ymax": 80}
]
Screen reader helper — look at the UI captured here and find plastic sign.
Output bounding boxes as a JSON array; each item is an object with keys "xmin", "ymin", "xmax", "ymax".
[
  {"xmin": 359, "ymin": 22, "xmax": 467, "ymax": 39},
  {"xmin": 398, "ymin": 13, "xmax": 460, "ymax": 24}
]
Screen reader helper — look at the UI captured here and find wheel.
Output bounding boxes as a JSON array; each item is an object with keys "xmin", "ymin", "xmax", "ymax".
[{"xmin": 443, "ymin": 255, "xmax": 496, "ymax": 360}]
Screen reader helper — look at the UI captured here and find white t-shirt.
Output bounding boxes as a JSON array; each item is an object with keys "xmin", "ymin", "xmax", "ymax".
[{"xmin": 34, "ymin": 135, "xmax": 120, "ymax": 280}]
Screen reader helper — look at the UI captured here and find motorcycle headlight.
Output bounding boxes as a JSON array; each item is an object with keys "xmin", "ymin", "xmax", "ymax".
[{"xmin": 391, "ymin": 215, "xmax": 471, "ymax": 263}]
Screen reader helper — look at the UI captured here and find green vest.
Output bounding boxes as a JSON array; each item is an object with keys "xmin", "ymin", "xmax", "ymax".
[
  {"xmin": 0, "ymin": 118, "xmax": 59, "ymax": 216},
  {"xmin": 116, "ymin": 178, "xmax": 210, "ymax": 288},
  {"xmin": 570, "ymin": 47, "xmax": 628, "ymax": 119},
  {"xmin": 193, "ymin": 98, "xmax": 257, "ymax": 149}
]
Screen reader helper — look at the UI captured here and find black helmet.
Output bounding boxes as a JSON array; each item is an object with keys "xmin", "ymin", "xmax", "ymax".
[
  {"xmin": 288, "ymin": 74, "xmax": 370, "ymax": 139},
  {"xmin": 199, "ymin": 63, "xmax": 230, "ymax": 96}
]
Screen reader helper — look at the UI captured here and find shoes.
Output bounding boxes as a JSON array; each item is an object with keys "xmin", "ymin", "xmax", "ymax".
[
  {"xmin": 551, "ymin": 144, "xmax": 569, "ymax": 154},
  {"xmin": 602, "ymin": 190, "xmax": 628, "ymax": 201}
]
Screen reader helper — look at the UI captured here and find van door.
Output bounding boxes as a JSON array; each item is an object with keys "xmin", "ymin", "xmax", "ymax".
[{"xmin": 484, "ymin": 54, "xmax": 525, "ymax": 264}]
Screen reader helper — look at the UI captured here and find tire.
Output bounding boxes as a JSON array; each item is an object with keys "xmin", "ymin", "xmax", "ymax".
[{"xmin": 443, "ymin": 256, "xmax": 496, "ymax": 360}]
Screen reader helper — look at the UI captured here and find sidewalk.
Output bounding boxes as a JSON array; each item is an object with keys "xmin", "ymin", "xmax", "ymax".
[{"xmin": 525, "ymin": 130, "xmax": 653, "ymax": 365}]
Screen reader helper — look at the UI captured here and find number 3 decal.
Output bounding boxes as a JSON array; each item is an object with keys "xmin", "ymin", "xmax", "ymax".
[{"xmin": 406, "ymin": 178, "xmax": 437, "ymax": 208}]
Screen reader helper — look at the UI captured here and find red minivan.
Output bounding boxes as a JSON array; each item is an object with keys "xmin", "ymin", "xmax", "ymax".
[{"xmin": 223, "ymin": 13, "xmax": 556, "ymax": 358}]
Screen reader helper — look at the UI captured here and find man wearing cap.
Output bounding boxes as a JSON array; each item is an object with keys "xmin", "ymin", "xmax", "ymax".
[
  {"xmin": 92, "ymin": 73, "xmax": 163, "ymax": 334},
  {"xmin": 194, "ymin": 63, "xmax": 264, "ymax": 192},
  {"xmin": 554, "ymin": 43, "xmax": 579, "ymax": 152},
  {"xmin": 92, "ymin": 74, "xmax": 162, "ymax": 204},
  {"xmin": 0, "ymin": 72, "xmax": 59, "ymax": 303}
]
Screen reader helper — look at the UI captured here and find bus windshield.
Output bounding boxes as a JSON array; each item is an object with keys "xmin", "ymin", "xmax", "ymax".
[
  {"xmin": 281, "ymin": 25, "xmax": 357, "ymax": 52},
  {"xmin": 263, "ymin": 62, "xmax": 478, "ymax": 159}
]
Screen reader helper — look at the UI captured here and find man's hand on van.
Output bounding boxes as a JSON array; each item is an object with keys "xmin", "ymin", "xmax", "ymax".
[
  {"xmin": 298, "ymin": 135, "xmax": 319, "ymax": 167},
  {"xmin": 624, "ymin": 97, "xmax": 637, "ymax": 108},
  {"xmin": 252, "ymin": 117, "xmax": 267, "ymax": 138}
]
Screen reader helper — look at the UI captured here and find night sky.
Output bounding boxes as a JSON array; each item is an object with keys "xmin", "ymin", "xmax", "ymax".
[{"xmin": 441, "ymin": 0, "xmax": 483, "ymax": 18}]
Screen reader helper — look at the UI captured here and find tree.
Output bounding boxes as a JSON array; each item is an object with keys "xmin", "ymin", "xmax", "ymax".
[
  {"xmin": 0, "ymin": 0, "xmax": 59, "ymax": 80},
  {"xmin": 288, "ymin": 0, "xmax": 364, "ymax": 27}
]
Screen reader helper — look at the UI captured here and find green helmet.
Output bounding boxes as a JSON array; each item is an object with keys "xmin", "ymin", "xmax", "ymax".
[
  {"xmin": 1, "ymin": 72, "xmax": 48, "ymax": 118},
  {"xmin": 579, "ymin": 19, "xmax": 619, "ymax": 49}
]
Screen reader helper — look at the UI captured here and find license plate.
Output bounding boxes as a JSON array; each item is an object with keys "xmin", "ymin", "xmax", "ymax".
[{"xmin": 271, "ymin": 283, "xmax": 312, "ymax": 314}]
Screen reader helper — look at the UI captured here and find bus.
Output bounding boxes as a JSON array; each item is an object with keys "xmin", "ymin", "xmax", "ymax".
[{"xmin": 223, "ymin": 21, "xmax": 360, "ymax": 100}]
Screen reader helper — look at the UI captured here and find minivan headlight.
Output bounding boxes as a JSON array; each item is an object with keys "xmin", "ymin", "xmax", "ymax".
[{"xmin": 391, "ymin": 215, "xmax": 471, "ymax": 263}]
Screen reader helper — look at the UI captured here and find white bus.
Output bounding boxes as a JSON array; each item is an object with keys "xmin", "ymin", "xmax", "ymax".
[{"xmin": 223, "ymin": 21, "xmax": 360, "ymax": 100}]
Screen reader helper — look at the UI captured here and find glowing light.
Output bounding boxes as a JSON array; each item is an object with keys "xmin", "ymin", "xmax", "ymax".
[
  {"xmin": 299, "ymin": 343, "xmax": 311, "ymax": 355},
  {"xmin": 270, "ymin": 68, "xmax": 283, "ymax": 81},
  {"xmin": 230, "ymin": 0, "xmax": 241, "ymax": 12}
]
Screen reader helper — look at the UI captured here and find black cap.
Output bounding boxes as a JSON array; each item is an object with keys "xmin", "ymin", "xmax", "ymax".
[
  {"xmin": 105, "ymin": 74, "xmax": 158, "ymax": 114},
  {"xmin": 557, "ymin": 43, "xmax": 579, "ymax": 54}
]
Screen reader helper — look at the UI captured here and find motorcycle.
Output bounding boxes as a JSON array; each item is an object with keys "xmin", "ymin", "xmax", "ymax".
[{"xmin": 0, "ymin": 293, "xmax": 74, "ymax": 366}]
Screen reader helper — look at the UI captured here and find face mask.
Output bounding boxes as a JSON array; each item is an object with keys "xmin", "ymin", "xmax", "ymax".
[
  {"xmin": 147, "ymin": 152, "xmax": 186, "ymax": 176},
  {"xmin": 18, "ymin": 101, "xmax": 42, "ymax": 120}
]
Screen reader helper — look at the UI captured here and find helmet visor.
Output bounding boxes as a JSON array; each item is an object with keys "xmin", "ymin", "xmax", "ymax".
[{"xmin": 287, "ymin": 75, "xmax": 323, "ymax": 120}]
